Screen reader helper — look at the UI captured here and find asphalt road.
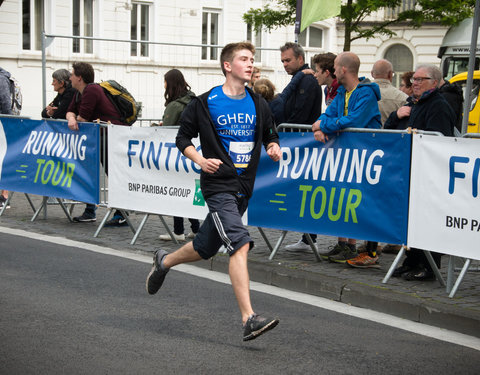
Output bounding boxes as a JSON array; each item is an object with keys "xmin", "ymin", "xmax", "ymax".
[{"xmin": 1, "ymin": 232, "xmax": 479, "ymax": 375}]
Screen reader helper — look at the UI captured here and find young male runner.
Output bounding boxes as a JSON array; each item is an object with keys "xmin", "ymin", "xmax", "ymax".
[{"xmin": 146, "ymin": 42, "xmax": 282, "ymax": 341}]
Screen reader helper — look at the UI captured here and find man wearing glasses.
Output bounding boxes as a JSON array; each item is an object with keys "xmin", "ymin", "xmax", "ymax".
[
  {"xmin": 384, "ymin": 64, "xmax": 455, "ymax": 136},
  {"xmin": 384, "ymin": 64, "xmax": 455, "ymax": 281}
]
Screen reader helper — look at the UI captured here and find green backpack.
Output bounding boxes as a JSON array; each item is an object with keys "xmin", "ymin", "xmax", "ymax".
[{"xmin": 99, "ymin": 80, "xmax": 140, "ymax": 125}]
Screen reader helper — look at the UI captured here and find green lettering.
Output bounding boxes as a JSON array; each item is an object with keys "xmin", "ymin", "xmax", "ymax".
[
  {"xmin": 345, "ymin": 189, "xmax": 362, "ymax": 223},
  {"xmin": 328, "ymin": 187, "xmax": 345, "ymax": 222},
  {"xmin": 310, "ymin": 186, "xmax": 327, "ymax": 219},
  {"xmin": 61, "ymin": 163, "xmax": 75, "ymax": 187},
  {"xmin": 298, "ymin": 185, "xmax": 312, "ymax": 218},
  {"xmin": 34, "ymin": 159, "xmax": 46, "ymax": 183},
  {"xmin": 41, "ymin": 160, "xmax": 54, "ymax": 184},
  {"xmin": 51, "ymin": 162, "xmax": 65, "ymax": 186}
]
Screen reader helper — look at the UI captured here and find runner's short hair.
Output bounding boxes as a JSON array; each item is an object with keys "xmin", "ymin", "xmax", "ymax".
[{"xmin": 220, "ymin": 42, "xmax": 255, "ymax": 76}]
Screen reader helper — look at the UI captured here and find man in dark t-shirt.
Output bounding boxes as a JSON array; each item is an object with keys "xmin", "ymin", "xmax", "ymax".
[{"xmin": 66, "ymin": 62, "xmax": 127, "ymax": 225}]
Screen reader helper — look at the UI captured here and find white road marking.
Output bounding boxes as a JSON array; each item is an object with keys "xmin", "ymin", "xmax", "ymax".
[{"xmin": 2, "ymin": 226, "xmax": 479, "ymax": 351}]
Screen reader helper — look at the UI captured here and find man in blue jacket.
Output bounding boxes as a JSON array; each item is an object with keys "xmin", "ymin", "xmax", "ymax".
[
  {"xmin": 312, "ymin": 51, "xmax": 382, "ymax": 265},
  {"xmin": 146, "ymin": 42, "xmax": 281, "ymax": 341}
]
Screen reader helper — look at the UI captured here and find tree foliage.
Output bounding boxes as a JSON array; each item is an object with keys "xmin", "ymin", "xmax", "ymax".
[{"xmin": 243, "ymin": 0, "xmax": 475, "ymax": 51}]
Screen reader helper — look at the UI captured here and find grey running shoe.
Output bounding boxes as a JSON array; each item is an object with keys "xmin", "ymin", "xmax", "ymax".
[
  {"xmin": 320, "ymin": 243, "xmax": 347, "ymax": 260},
  {"xmin": 146, "ymin": 249, "xmax": 170, "ymax": 295},
  {"xmin": 73, "ymin": 211, "xmax": 96, "ymax": 222},
  {"xmin": 329, "ymin": 246, "xmax": 358, "ymax": 263},
  {"xmin": 243, "ymin": 314, "xmax": 279, "ymax": 341}
]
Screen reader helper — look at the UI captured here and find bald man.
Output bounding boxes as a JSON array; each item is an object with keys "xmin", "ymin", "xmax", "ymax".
[
  {"xmin": 371, "ymin": 59, "xmax": 408, "ymax": 125},
  {"xmin": 312, "ymin": 51, "xmax": 382, "ymax": 266}
]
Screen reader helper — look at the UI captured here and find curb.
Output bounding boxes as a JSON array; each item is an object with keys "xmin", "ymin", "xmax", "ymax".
[{"xmin": 193, "ymin": 252, "xmax": 480, "ymax": 338}]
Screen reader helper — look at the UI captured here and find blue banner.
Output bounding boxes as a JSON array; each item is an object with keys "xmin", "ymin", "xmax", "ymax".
[
  {"xmin": 0, "ymin": 117, "xmax": 100, "ymax": 204},
  {"xmin": 248, "ymin": 132, "xmax": 411, "ymax": 244}
]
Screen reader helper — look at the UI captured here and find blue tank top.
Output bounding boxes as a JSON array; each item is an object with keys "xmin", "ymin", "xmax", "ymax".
[{"xmin": 207, "ymin": 86, "xmax": 256, "ymax": 174}]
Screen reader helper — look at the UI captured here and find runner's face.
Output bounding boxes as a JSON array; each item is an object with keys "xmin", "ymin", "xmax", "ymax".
[{"xmin": 227, "ymin": 49, "xmax": 254, "ymax": 83}]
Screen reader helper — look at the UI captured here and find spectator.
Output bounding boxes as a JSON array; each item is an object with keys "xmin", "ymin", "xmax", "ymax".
[
  {"xmin": 254, "ymin": 69, "xmax": 314, "ymax": 125},
  {"xmin": 158, "ymin": 69, "xmax": 200, "ymax": 241},
  {"xmin": 280, "ymin": 42, "xmax": 323, "ymax": 250},
  {"xmin": 41, "ymin": 69, "xmax": 77, "ymax": 119},
  {"xmin": 399, "ymin": 71, "xmax": 414, "ymax": 97},
  {"xmin": 371, "ymin": 59, "xmax": 408, "ymax": 125},
  {"xmin": 0, "ymin": 66, "xmax": 14, "ymax": 209},
  {"xmin": 352, "ymin": 59, "xmax": 409, "ymax": 259},
  {"xmin": 312, "ymin": 52, "xmax": 382, "ymax": 265},
  {"xmin": 146, "ymin": 42, "xmax": 281, "ymax": 341},
  {"xmin": 248, "ymin": 67, "xmax": 261, "ymax": 89},
  {"xmin": 280, "ymin": 42, "xmax": 323, "ymax": 125},
  {"xmin": 313, "ymin": 52, "xmax": 339, "ymax": 106},
  {"xmin": 438, "ymin": 77, "xmax": 463, "ymax": 133},
  {"xmin": 385, "ymin": 65, "xmax": 455, "ymax": 281},
  {"xmin": 285, "ymin": 52, "xmax": 338, "ymax": 252},
  {"xmin": 253, "ymin": 78, "xmax": 276, "ymax": 102},
  {"xmin": 66, "ymin": 62, "xmax": 129, "ymax": 225}
]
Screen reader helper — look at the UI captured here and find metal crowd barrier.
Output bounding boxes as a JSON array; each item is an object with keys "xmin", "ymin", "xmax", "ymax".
[{"xmin": 266, "ymin": 125, "xmax": 412, "ymax": 263}]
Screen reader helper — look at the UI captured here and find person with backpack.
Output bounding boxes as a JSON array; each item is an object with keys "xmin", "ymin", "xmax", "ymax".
[
  {"xmin": 66, "ymin": 62, "xmax": 129, "ymax": 225},
  {"xmin": 0, "ymin": 67, "xmax": 14, "ymax": 116},
  {"xmin": 0, "ymin": 66, "xmax": 20, "ymax": 209},
  {"xmin": 157, "ymin": 69, "xmax": 200, "ymax": 242},
  {"xmin": 41, "ymin": 69, "xmax": 77, "ymax": 119}
]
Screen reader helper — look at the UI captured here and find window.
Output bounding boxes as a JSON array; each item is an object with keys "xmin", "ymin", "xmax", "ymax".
[
  {"xmin": 384, "ymin": 44, "xmax": 414, "ymax": 87},
  {"xmin": 73, "ymin": 0, "xmax": 94, "ymax": 54},
  {"xmin": 22, "ymin": 0, "xmax": 44, "ymax": 50},
  {"xmin": 131, "ymin": 3, "xmax": 150, "ymax": 57},
  {"xmin": 298, "ymin": 26, "xmax": 323, "ymax": 49},
  {"xmin": 202, "ymin": 10, "xmax": 220, "ymax": 60},
  {"xmin": 385, "ymin": 0, "xmax": 416, "ymax": 19},
  {"xmin": 246, "ymin": 24, "xmax": 262, "ymax": 62}
]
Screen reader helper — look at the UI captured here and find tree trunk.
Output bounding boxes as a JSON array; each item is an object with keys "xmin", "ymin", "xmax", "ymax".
[{"xmin": 343, "ymin": 0, "xmax": 353, "ymax": 51}]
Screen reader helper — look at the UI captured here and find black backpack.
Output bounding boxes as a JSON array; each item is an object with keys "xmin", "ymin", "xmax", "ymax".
[{"xmin": 99, "ymin": 80, "xmax": 140, "ymax": 125}]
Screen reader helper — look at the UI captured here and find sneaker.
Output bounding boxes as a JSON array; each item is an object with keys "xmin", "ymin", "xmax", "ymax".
[
  {"xmin": 319, "ymin": 243, "xmax": 346, "ymax": 260},
  {"xmin": 146, "ymin": 249, "xmax": 170, "ymax": 295},
  {"xmin": 186, "ymin": 232, "xmax": 196, "ymax": 239},
  {"xmin": 329, "ymin": 246, "xmax": 358, "ymax": 263},
  {"xmin": 159, "ymin": 233, "xmax": 185, "ymax": 241},
  {"xmin": 105, "ymin": 214, "xmax": 127, "ymax": 227},
  {"xmin": 73, "ymin": 211, "xmax": 96, "ymax": 222},
  {"xmin": 243, "ymin": 314, "xmax": 279, "ymax": 341},
  {"xmin": 285, "ymin": 239, "xmax": 317, "ymax": 252},
  {"xmin": 347, "ymin": 252, "xmax": 380, "ymax": 268},
  {"xmin": 402, "ymin": 268, "xmax": 435, "ymax": 281}
]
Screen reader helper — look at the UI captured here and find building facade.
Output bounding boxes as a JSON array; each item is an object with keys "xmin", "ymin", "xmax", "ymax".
[{"xmin": 0, "ymin": 0, "xmax": 448, "ymax": 121}]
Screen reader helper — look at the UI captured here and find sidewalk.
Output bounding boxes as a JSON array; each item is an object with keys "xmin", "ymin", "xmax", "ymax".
[{"xmin": 1, "ymin": 193, "xmax": 479, "ymax": 338}]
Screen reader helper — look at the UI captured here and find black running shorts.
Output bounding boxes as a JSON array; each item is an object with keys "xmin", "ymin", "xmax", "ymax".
[{"xmin": 192, "ymin": 193, "xmax": 254, "ymax": 259}]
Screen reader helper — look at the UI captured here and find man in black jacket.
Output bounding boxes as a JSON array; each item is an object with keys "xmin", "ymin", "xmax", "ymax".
[
  {"xmin": 280, "ymin": 42, "xmax": 323, "ymax": 251},
  {"xmin": 146, "ymin": 42, "xmax": 281, "ymax": 341},
  {"xmin": 385, "ymin": 64, "xmax": 455, "ymax": 281},
  {"xmin": 384, "ymin": 64, "xmax": 455, "ymax": 136},
  {"xmin": 280, "ymin": 42, "xmax": 323, "ymax": 125}
]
